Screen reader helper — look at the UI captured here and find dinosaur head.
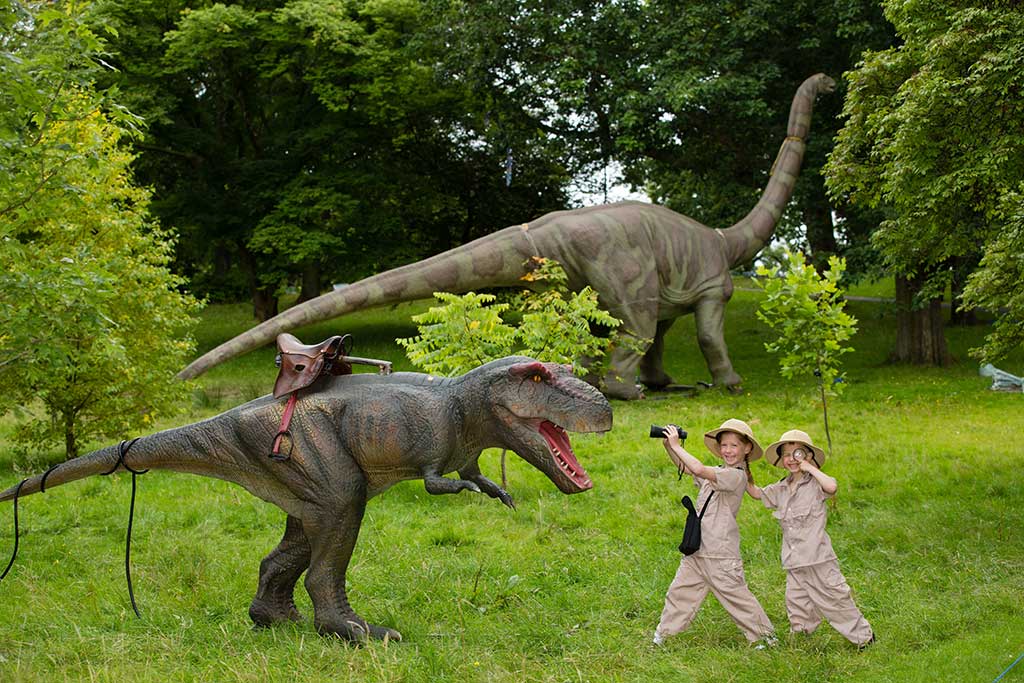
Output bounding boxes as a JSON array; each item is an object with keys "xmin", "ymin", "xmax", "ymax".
[{"xmin": 479, "ymin": 357, "xmax": 613, "ymax": 494}]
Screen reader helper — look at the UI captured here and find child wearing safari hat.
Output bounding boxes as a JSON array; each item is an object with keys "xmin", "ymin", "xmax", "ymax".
[
  {"xmin": 653, "ymin": 419, "xmax": 776, "ymax": 647},
  {"xmin": 746, "ymin": 429, "xmax": 874, "ymax": 648}
]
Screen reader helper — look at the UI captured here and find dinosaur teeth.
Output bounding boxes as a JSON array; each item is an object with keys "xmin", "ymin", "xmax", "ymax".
[{"xmin": 538, "ymin": 419, "xmax": 592, "ymax": 490}]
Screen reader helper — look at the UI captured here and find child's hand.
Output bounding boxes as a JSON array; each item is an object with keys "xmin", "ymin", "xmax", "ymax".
[
  {"xmin": 798, "ymin": 459, "xmax": 817, "ymax": 473},
  {"xmin": 664, "ymin": 425, "xmax": 682, "ymax": 447}
]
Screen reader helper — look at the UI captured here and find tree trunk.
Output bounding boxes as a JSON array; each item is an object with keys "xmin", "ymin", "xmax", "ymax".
[
  {"xmin": 237, "ymin": 245, "xmax": 279, "ymax": 321},
  {"xmin": 949, "ymin": 255, "xmax": 980, "ymax": 326},
  {"xmin": 892, "ymin": 273, "xmax": 951, "ymax": 365},
  {"xmin": 297, "ymin": 261, "xmax": 322, "ymax": 304},
  {"xmin": 213, "ymin": 244, "xmax": 233, "ymax": 282},
  {"xmin": 803, "ymin": 191, "xmax": 838, "ymax": 271},
  {"xmin": 252, "ymin": 288, "xmax": 279, "ymax": 321},
  {"xmin": 64, "ymin": 410, "xmax": 78, "ymax": 460}
]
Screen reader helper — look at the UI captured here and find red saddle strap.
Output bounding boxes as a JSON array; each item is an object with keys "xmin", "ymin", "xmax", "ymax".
[{"xmin": 271, "ymin": 392, "xmax": 299, "ymax": 460}]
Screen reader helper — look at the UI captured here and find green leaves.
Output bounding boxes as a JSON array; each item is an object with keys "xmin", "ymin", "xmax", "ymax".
[
  {"xmin": 755, "ymin": 250, "xmax": 858, "ymax": 394},
  {"xmin": 396, "ymin": 292, "xmax": 516, "ymax": 376},
  {"xmin": 0, "ymin": 1, "xmax": 201, "ymax": 458},
  {"xmin": 825, "ymin": 2, "xmax": 1024, "ymax": 358},
  {"xmin": 95, "ymin": 0, "xmax": 570, "ymax": 309},
  {"xmin": 961, "ymin": 189, "xmax": 1024, "ymax": 361},
  {"xmin": 397, "ymin": 257, "xmax": 622, "ymax": 377}
]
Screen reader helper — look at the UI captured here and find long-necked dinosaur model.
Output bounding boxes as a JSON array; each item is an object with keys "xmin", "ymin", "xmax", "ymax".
[
  {"xmin": 0, "ymin": 357, "xmax": 612, "ymax": 641},
  {"xmin": 180, "ymin": 74, "xmax": 835, "ymax": 399}
]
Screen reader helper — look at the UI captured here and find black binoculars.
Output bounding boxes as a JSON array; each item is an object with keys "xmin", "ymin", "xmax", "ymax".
[{"xmin": 649, "ymin": 424, "xmax": 686, "ymax": 440}]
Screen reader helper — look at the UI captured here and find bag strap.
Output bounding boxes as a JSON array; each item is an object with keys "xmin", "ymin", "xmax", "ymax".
[{"xmin": 697, "ymin": 491, "xmax": 714, "ymax": 519}]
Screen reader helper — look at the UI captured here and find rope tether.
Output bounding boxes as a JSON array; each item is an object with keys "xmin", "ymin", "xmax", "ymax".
[
  {"xmin": 0, "ymin": 479, "xmax": 27, "ymax": 581},
  {"xmin": 39, "ymin": 462, "xmax": 62, "ymax": 493},
  {"xmin": 3, "ymin": 462, "xmax": 64, "ymax": 582},
  {"xmin": 2, "ymin": 439, "xmax": 147, "ymax": 618},
  {"xmin": 102, "ymin": 438, "xmax": 147, "ymax": 618}
]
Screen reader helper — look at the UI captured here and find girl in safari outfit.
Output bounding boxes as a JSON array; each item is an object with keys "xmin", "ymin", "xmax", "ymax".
[
  {"xmin": 653, "ymin": 419, "xmax": 776, "ymax": 647},
  {"xmin": 746, "ymin": 429, "xmax": 874, "ymax": 648}
]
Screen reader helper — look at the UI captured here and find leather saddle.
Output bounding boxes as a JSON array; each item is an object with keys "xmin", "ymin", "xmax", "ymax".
[
  {"xmin": 272, "ymin": 333, "xmax": 353, "ymax": 398},
  {"xmin": 269, "ymin": 333, "xmax": 393, "ymax": 461}
]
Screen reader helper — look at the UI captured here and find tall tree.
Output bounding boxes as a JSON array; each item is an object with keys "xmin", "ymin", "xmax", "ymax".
[
  {"xmin": 629, "ymin": 0, "xmax": 894, "ymax": 267},
  {"xmin": 430, "ymin": 0, "xmax": 895, "ymax": 271},
  {"xmin": 826, "ymin": 0, "xmax": 1024, "ymax": 364},
  {"xmin": 428, "ymin": 0, "xmax": 647, "ymax": 195},
  {"xmin": 94, "ymin": 0, "xmax": 569, "ymax": 319},
  {"xmin": 0, "ymin": 0, "xmax": 200, "ymax": 458}
]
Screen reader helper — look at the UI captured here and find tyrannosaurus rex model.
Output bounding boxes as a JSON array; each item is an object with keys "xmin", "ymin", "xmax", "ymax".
[
  {"xmin": 0, "ymin": 357, "xmax": 612, "ymax": 642},
  {"xmin": 180, "ymin": 74, "xmax": 835, "ymax": 399}
]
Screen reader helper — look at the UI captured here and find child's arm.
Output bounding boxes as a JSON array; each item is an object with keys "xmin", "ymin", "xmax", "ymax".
[
  {"xmin": 663, "ymin": 426, "xmax": 718, "ymax": 482},
  {"xmin": 745, "ymin": 462, "xmax": 763, "ymax": 499},
  {"xmin": 663, "ymin": 439, "xmax": 691, "ymax": 474},
  {"xmin": 799, "ymin": 459, "xmax": 838, "ymax": 495}
]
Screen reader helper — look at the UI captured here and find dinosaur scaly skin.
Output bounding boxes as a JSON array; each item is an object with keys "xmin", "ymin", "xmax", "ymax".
[
  {"xmin": 181, "ymin": 74, "xmax": 835, "ymax": 399},
  {"xmin": 0, "ymin": 357, "xmax": 612, "ymax": 642}
]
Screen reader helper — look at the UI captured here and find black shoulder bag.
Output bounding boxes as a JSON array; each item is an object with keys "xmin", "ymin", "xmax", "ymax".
[{"xmin": 677, "ymin": 492, "xmax": 714, "ymax": 555}]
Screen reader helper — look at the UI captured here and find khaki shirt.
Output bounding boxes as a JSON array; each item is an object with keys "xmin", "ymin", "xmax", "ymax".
[
  {"xmin": 761, "ymin": 473, "xmax": 838, "ymax": 569},
  {"xmin": 690, "ymin": 467, "xmax": 747, "ymax": 559}
]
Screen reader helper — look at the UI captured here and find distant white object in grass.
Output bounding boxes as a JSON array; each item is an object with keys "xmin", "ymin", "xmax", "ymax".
[{"xmin": 979, "ymin": 364, "xmax": 1023, "ymax": 392}]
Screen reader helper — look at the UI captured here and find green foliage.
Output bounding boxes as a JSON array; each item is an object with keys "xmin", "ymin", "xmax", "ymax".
[
  {"xmin": 755, "ymin": 250, "xmax": 858, "ymax": 394},
  {"xmin": 431, "ymin": 0, "xmax": 895, "ymax": 271},
  {"xmin": 961, "ymin": 192, "xmax": 1024, "ymax": 360},
  {"xmin": 826, "ymin": 1, "xmax": 1024, "ymax": 342},
  {"xmin": 93, "ymin": 0, "xmax": 570, "ymax": 311},
  {"xmin": 397, "ymin": 258, "xmax": 622, "ymax": 376},
  {"xmin": 395, "ymin": 292, "xmax": 517, "ymax": 376},
  {"xmin": 513, "ymin": 257, "xmax": 623, "ymax": 367},
  {"xmin": 0, "ymin": 1, "xmax": 201, "ymax": 458}
]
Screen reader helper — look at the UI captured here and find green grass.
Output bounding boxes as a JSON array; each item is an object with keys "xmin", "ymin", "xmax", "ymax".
[{"xmin": 2, "ymin": 289, "xmax": 1023, "ymax": 682}]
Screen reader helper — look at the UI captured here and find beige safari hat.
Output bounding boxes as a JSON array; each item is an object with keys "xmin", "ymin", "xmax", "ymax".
[
  {"xmin": 703, "ymin": 419, "xmax": 763, "ymax": 462},
  {"xmin": 765, "ymin": 429, "xmax": 826, "ymax": 468}
]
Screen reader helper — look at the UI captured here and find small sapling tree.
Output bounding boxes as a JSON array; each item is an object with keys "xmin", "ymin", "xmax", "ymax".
[
  {"xmin": 755, "ymin": 250, "xmax": 858, "ymax": 454},
  {"xmin": 397, "ymin": 257, "xmax": 628, "ymax": 485},
  {"xmin": 397, "ymin": 257, "xmax": 624, "ymax": 375}
]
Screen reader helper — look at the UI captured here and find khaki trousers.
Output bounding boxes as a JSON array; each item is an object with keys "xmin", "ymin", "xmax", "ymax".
[
  {"xmin": 656, "ymin": 554, "xmax": 775, "ymax": 643},
  {"xmin": 786, "ymin": 561, "xmax": 873, "ymax": 645}
]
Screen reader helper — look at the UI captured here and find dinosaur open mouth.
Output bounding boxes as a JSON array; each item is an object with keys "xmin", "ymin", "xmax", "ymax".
[{"xmin": 538, "ymin": 420, "xmax": 593, "ymax": 490}]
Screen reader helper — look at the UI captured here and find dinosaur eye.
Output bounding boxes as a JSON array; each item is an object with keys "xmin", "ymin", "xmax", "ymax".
[{"xmin": 532, "ymin": 374, "xmax": 542, "ymax": 383}]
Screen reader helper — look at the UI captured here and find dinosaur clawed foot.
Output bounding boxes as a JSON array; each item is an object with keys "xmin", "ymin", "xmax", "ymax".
[
  {"xmin": 315, "ymin": 614, "xmax": 402, "ymax": 643},
  {"xmin": 601, "ymin": 376, "xmax": 645, "ymax": 400},
  {"xmin": 639, "ymin": 368, "xmax": 675, "ymax": 389},
  {"xmin": 713, "ymin": 369, "xmax": 743, "ymax": 392},
  {"xmin": 249, "ymin": 597, "xmax": 304, "ymax": 627}
]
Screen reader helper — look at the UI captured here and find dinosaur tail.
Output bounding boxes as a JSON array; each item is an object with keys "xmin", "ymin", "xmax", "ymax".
[
  {"xmin": 0, "ymin": 444, "xmax": 125, "ymax": 503},
  {"xmin": 179, "ymin": 227, "xmax": 538, "ymax": 379},
  {"xmin": 719, "ymin": 73, "xmax": 836, "ymax": 267},
  {"xmin": 0, "ymin": 418, "xmax": 249, "ymax": 503}
]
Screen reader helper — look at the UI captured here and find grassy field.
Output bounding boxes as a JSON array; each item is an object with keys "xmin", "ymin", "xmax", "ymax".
[{"xmin": 1, "ymin": 282, "xmax": 1023, "ymax": 682}]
